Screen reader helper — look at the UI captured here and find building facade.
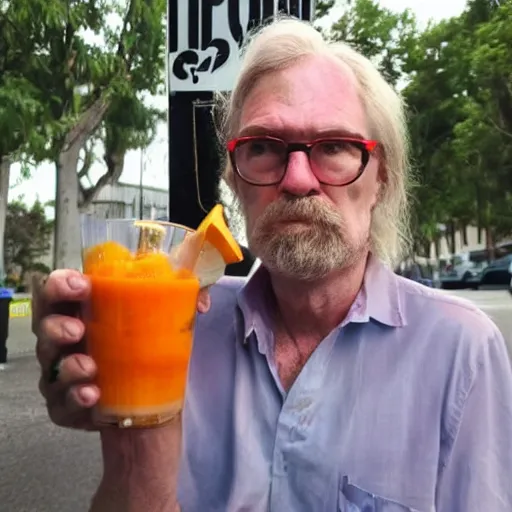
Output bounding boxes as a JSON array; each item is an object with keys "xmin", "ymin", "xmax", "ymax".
[{"xmin": 83, "ymin": 181, "xmax": 169, "ymax": 220}]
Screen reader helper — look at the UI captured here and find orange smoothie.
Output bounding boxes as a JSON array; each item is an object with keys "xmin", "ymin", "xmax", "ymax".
[{"xmin": 83, "ymin": 241, "xmax": 200, "ymax": 427}]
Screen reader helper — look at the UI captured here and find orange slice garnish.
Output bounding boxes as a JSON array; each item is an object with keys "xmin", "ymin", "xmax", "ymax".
[{"xmin": 196, "ymin": 204, "xmax": 243, "ymax": 264}]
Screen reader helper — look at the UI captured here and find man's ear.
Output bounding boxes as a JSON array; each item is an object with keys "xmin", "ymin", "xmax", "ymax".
[{"xmin": 373, "ymin": 161, "xmax": 387, "ymax": 209}]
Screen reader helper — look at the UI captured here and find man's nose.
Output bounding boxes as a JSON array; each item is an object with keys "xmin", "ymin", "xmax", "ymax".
[{"xmin": 277, "ymin": 151, "xmax": 320, "ymax": 197}]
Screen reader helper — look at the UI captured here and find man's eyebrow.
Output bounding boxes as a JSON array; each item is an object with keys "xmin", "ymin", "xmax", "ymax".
[
  {"xmin": 238, "ymin": 125, "xmax": 275, "ymax": 137},
  {"xmin": 237, "ymin": 125, "xmax": 369, "ymax": 140},
  {"xmin": 314, "ymin": 128, "xmax": 368, "ymax": 140}
]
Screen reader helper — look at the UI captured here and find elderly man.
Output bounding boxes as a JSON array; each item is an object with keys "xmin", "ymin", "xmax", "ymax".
[{"xmin": 34, "ymin": 18, "xmax": 512, "ymax": 512}]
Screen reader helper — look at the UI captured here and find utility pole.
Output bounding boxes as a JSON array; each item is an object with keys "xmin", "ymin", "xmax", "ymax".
[
  {"xmin": 138, "ymin": 147, "xmax": 144, "ymax": 220},
  {"xmin": 167, "ymin": 0, "xmax": 316, "ymax": 230}
]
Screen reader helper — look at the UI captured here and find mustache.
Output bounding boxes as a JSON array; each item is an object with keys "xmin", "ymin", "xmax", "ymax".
[{"xmin": 254, "ymin": 196, "xmax": 344, "ymax": 230}]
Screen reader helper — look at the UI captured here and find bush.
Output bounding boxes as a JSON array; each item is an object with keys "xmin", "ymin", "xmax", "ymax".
[
  {"xmin": 29, "ymin": 262, "xmax": 51, "ymax": 275},
  {"xmin": 4, "ymin": 273, "xmax": 20, "ymax": 290}
]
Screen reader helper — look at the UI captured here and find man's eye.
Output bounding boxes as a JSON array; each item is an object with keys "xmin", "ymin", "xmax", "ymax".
[
  {"xmin": 248, "ymin": 143, "xmax": 267, "ymax": 155},
  {"xmin": 320, "ymin": 141, "xmax": 347, "ymax": 154}
]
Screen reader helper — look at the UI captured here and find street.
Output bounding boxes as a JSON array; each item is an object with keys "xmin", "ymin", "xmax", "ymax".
[{"xmin": 1, "ymin": 289, "xmax": 511, "ymax": 512}]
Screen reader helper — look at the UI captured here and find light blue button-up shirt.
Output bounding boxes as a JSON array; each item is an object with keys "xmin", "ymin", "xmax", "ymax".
[{"xmin": 178, "ymin": 258, "xmax": 512, "ymax": 511}]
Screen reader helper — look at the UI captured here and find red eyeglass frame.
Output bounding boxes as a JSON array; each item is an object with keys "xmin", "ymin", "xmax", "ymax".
[{"xmin": 226, "ymin": 135, "xmax": 379, "ymax": 187}]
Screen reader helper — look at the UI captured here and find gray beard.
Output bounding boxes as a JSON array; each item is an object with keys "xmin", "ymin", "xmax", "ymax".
[{"xmin": 249, "ymin": 225, "xmax": 362, "ymax": 281}]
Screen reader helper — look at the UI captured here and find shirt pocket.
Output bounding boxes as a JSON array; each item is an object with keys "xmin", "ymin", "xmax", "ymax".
[{"xmin": 338, "ymin": 476, "xmax": 422, "ymax": 512}]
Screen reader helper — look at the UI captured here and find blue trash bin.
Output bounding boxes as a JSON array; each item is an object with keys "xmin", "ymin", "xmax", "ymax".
[{"xmin": 0, "ymin": 288, "xmax": 14, "ymax": 364}]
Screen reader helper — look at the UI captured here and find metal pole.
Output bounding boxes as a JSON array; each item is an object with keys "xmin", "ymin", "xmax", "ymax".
[{"xmin": 139, "ymin": 148, "xmax": 144, "ymax": 220}]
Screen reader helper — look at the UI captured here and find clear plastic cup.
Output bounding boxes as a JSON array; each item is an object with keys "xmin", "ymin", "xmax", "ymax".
[{"xmin": 80, "ymin": 216, "xmax": 205, "ymax": 428}]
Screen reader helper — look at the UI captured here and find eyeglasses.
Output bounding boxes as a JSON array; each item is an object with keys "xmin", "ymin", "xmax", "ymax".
[{"xmin": 226, "ymin": 136, "xmax": 379, "ymax": 187}]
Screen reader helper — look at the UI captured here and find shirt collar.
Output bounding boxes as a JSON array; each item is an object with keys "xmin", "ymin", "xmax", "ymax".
[
  {"xmin": 359, "ymin": 255, "xmax": 406, "ymax": 328},
  {"xmin": 236, "ymin": 265, "xmax": 272, "ymax": 341},
  {"xmin": 236, "ymin": 254, "xmax": 405, "ymax": 344}
]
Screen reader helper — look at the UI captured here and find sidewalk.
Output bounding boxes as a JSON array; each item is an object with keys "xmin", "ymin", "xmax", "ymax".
[{"xmin": 7, "ymin": 315, "xmax": 36, "ymax": 357}]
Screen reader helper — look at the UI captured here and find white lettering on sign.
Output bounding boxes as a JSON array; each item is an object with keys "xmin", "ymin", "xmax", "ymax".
[{"xmin": 168, "ymin": 0, "xmax": 314, "ymax": 92}]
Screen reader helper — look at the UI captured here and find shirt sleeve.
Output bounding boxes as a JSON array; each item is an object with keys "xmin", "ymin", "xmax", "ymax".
[{"xmin": 435, "ymin": 325, "xmax": 512, "ymax": 511}]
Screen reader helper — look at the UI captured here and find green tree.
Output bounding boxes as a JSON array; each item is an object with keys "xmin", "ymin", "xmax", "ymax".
[
  {"xmin": 404, "ymin": 0, "xmax": 512, "ymax": 260},
  {"xmin": 315, "ymin": 0, "xmax": 336, "ymax": 19},
  {"xmin": 36, "ymin": 0, "xmax": 155, "ymax": 270},
  {"xmin": 403, "ymin": 16, "xmax": 472, "ymax": 258},
  {"xmin": 450, "ymin": 0, "xmax": 512, "ymax": 254},
  {"xmin": 317, "ymin": 0, "xmax": 512, "ymax": 260},
  {"xmin": 79, "ymin": 95, "xmax": 165, "ymax": 209},
  {"xmin": 0, "ymin": 0, "xmax": 55, "ymax": 279},
  {"xmin": 327, "ymin": 0, "xmax": 418, "ymax": 86},
  {"xmin": 4, "ymin": 199, "xmax": 53, "ymax": 278},
  {"xmin": 76, "ymin": 0, "xmax": 167, "ymax": 212},
  {"xmin": 1, "ymin": 0, "xmax": 167, "ymax": 269}
]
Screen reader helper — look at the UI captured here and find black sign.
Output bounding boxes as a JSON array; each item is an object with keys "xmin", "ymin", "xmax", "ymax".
[{"xmin": 168, "ymin": 0, "xmax": 315, "ymax": 91}]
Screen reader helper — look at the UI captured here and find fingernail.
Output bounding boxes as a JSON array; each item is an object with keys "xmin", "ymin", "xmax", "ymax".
[
  {"xmin": 64, "ymin": 321, "xmax": 81, "ymax": 339},
  {"xmin": 67, "ymin": 275, "xmax": 86, "ymax": 290},
  {"xmin": 77, "ymin": 357, "xmax": 95, "ymax": 375},
  {"xmin": 78, "ymin": 386, "xmax": 97, "ymax": 406}
]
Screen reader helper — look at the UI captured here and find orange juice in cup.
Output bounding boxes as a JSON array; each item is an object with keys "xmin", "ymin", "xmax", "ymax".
[{"xmin": 81, "ymin": 206, "xmax": 243, "ymax": 428}]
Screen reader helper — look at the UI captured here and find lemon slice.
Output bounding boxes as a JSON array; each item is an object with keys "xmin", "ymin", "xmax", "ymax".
[
  {"xmin": 196, "ymin": 204, "xmax": 243, "ymax": 264},
  {"xmin": 169, "ymin": 230, "xmax": 206, "ymax": 273},
  {"xmin": 192, "ymin": 241, "xmax": 226, "ymax": 288}
]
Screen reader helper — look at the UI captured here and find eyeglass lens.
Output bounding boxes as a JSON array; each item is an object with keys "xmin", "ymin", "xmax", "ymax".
[{"xmin": 233, "ymin": 138, "xmax": 365, "ymax": 185}]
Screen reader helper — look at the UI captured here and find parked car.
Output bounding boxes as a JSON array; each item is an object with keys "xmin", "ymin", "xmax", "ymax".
[
  {"xmin": 397, "ymin": 262, "xmax": 435, "ymax": 288},
  {"xmin": 477, "ymin": 254, "xmax": 512, "ymax": 288},
  {"xmin": 439, "ymin": 252, "xmax": 488, "ymax": 289}
]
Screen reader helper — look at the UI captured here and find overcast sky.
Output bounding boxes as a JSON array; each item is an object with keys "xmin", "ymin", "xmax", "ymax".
[
  {"xmin": 376, "ymin": 0, "xmax": 466, "ymax": 25},
  {"xmin": 9, "ymin": 0, "xmax": 468, "ymax": 209}
]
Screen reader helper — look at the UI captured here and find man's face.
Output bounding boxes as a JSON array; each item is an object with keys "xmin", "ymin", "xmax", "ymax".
[{"xmin": 234, "ymin": 56, "xmax": 383, "ymax": 280}]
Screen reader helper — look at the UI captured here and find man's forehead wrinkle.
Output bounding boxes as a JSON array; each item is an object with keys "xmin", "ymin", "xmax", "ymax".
[
  {"xmin": 237, "ymin": 57, "xmax": 369, "ymax": 141},
  {"xmin": 239, "ymin": 93, "xmax": 365, "ymax": 137},
  {"xmin": 239, "ymin": 102, "xmax": 368, "ymax": 141}
]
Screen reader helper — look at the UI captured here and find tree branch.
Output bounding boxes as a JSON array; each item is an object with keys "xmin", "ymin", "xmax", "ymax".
[
  {"xmin": 62, "ymin": 94, "xmax": 110, "ymax": 152},
  {"xmin": 79, "ymin": 148, "xmax": 125, "ymax": 210},
  {"xmin": 486, "ymin": 113, "xmax": 512, "ymax": 140},
  {"xmin": 64, "ymin": 0, "xmax": 74, "ymax": 52},
  {"xmin": 62, "ymin": 0, "xmax": 139, "ymax": 156},
  {"xmin": 117, "ymin": 0, "xmax": 138, "ymax": 69},
  {"xmin": 78, "ymin": 142, "xmax": 94, "ymax": 178}
]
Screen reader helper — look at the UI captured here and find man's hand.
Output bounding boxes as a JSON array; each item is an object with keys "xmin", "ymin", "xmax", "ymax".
[
  {"xmin": 33, "ymin": 269, "xmax": 211, "ymax": 430},
  {"xmin": 34, "ymin": 269, "xmax": 98, "ymax": 429}
]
